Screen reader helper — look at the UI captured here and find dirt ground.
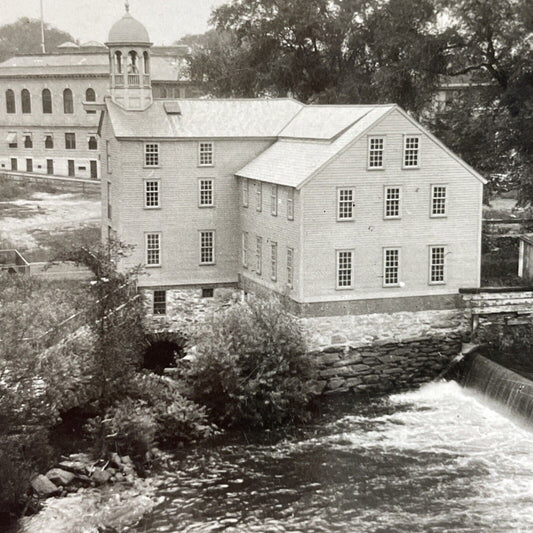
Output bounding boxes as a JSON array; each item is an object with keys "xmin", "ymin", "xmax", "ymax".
[{"xmin": 0, "ymin": 185, "xmax": 101, "ymax": 262}]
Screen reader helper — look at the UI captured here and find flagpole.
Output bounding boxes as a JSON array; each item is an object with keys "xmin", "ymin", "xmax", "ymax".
[{"xmin": 40, "ymin": 0, "xmax": 46, "ymax": 53}]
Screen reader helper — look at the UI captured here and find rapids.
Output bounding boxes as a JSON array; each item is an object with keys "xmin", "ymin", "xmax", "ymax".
[{"xmin": 128, "ymin": 381, "xmax": 533, "ymax": 533}]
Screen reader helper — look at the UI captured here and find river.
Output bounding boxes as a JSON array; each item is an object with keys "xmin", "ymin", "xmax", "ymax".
[{"xmin": 125, "ymin": 381, "xmax": 533, "ymax": 533}]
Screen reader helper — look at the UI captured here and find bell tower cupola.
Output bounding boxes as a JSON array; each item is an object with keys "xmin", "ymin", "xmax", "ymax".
[{"xmin": 106, "ymin": 2, "xmax": 152, "ymax": 110}]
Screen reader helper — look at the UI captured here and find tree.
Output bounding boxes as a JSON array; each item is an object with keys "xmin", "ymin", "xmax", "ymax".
[
  {"xmin": 54, "ymin": 240, "xmax": 146, "ymax": 407},
  {"xmin": 188, "ymin": 0, "xmax": 451, "ymax": 114},
  {"xmin": 430, "ymin": 0, "xmax": 533, "ymax": 203},
  {"xmin": 0, "ymin": 18, "xmax": 76, "ymax": 62}
]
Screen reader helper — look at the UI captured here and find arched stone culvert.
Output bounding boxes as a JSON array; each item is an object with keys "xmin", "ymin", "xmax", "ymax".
[{"xmin": 143, "ymin": 331, "xmax": 187, "ymax": 373}]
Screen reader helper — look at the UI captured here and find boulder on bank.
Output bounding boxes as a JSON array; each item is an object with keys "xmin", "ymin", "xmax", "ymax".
[
  {"xmin": 30, "ymin": 475, "xmax": 61, "ymax": 498},
  {"xmin": 46, "ymin": 468, "xmax": 76, "ymax": 486},
  {"xmin": 92, "ymin": 469, "xmax": 112, "ymax": 485}
]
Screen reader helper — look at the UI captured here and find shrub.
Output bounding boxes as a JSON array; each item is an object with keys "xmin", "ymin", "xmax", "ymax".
[
  {"xmin": 87, "ymin": 373, "xmax": 216, "ymax": 461},
  {"xmin": 187, "ymin": 296, "xmax": 318, "ymax": 429},
  {"xmin": 86, "ymin": 399, "xmax": 158, "ymax": 462},
  {"xmin": 476, "ymin": 322, "xmax": 533, "ymax": 355},
  {"xmin": 127, "ymin": 373, "xmax": 217, "ymax": 445}
]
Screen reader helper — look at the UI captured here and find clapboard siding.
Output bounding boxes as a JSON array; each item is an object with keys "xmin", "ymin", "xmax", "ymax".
[
  {"xmin": 240, "ymin": 179, "xmax": 301, "ymax": 298},
  {"xmin": 113, "ymin": 138, "xmax": 273, "ymax": 287},
  {"xmin": 301, "ymin": 108, "xmax": 483, "ymax": 302}
]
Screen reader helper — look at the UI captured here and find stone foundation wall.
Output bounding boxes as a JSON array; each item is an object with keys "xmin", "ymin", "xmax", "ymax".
[
  {"xmin": 302, "ymin": 309, "xmax": 469, "ymax": 351},
  {"xmin": 142, "ymin": 286, "xmax": 242, "ymax": 331},
  {"xmin": 313, "ymin": 333, "xmax": 464, "ymax": 396}
]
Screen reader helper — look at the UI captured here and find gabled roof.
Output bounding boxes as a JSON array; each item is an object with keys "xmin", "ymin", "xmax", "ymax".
[
  {"xmin": 237, "ymin": 103, "xmax": 487, "ymax": 189},
  {"xmin": 236, "ymin": 105, "xmax": 395, "ymax": 188},
  {"xmin": 103, "ymin": 97, "xmax": 486, "ymax": 189},
  {"xmin": 278, "ymin": 105, "xmax": 376, "ymax": 140},
  {"xmin": 106, "ymin": 98, "xmax": 304, "ymax": 138}
]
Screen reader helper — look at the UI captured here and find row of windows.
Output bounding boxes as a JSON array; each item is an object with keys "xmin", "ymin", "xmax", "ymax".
[
  {"xmin": 5, "ymin": 88, "xmax": 96, "ymax": 115},
  {"xmin": 134, "ymin": 179, "xmax": 215, "ymax": 210},
  {"xmin": 336, "ymin": 246, "xmax": 447, "ymax": 290},
  {"xmin": 142, "ymin": 142, "xmax": 214, "ymax": 168},
  {"xmin": 145, "ymin": 231, "xmax": 216, "ymax": 267},
  {"xmin": 241, "ymin": 232, "xmax": 294, "ymax": 287},
  {"xmin": 242, "ymin": 179, "xmax": 294, "ymax": 220},
  {"xmin": 6, "ymin": 157, "xmax": 98, "ymax": 177},
  {"xmin": 368, "ymin": 135, "xmax": 420, "ymax": 169},
  {"xmin": 7, "ymin": 132, "xmax": 97, "ymax": 151},
  {"xmin": 337, "ymin": 185, "xmax": 448, "ymax": 220}
]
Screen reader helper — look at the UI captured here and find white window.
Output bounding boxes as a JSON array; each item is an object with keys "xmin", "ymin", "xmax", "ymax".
[
  {"xmin": 199, "ymin": 179, "xmax": 214, "ymax": 207},
  {"xmin": 336, "ymin": 250, "xmax": 354, "ymax": 289},
  {"xmin": 106, "ymin": 140, "xmax": 112, "ymax": 174},
  {"xmin": 271, "ymin": 184, "xmax": 278, "ymax": 216},
  {"xmin": 242, "ymin": 232, "xmax": 248, "ymax": 268},
  {"xmin": 271, "ymin": 242, "xmax": 277, "ymax": 281},
  {"xmin": 144, "ymin": 180, "xmax": 160, "ymax": 208},
  {"xmin": 146, "ymin": 233, "xmax": 161, "ymax": 266},
  {"xmin": 256, "ymin": 181, "xmax": 262, "ymax": 212},
  {"xmin": 242, "ymin": 178, "xmax": 249, "ymax": 207},
  {"xmin": 153, "ymin": 290, "xmax": 166, "ymax": 315},
  {"xmin": 431, "ymin": 185, "xmax": 447, "ymax": 217},
  {"xmin": 287, "ymin": 247, "xmax": 294, "ymax": 287},
  {"xmin": 368, "ymin": 137, "xmax": 384, "ymax": 168},
  {"xmin": 199, "ymin": 230, "xmax": 215, "ymax": 265},
  {"xmin": 429, "ymin": 246, "xmax": 446, "ymax": 284},
  {"xmin": 144, "ymin": 143, "xmax": 159, "ymax": 167},
  {"xmin": 287, "ymin": 188, "xmax": 294, "ymax": 220},
  {"xmin": 7, "ymin": 132, "xmax": 17, "ymax": 148},
  {"xmin": 256, "ymin": 236, "xmax": 262, "ymax": 275},
  {"xmin": 403, "ymin": 136, "xmax": 420, "ymax": 168},
  {"xmin": 383, "ymin": 248, "xmax": 400, "ymax": 287},
  {"xmin": 198, "ymin": 142, "xmax": 214, "ymax": 166},
  {"xmin": 384, "ymin": 186, "xmax": 401, "ymax": 219},
  {"xmin": 337, "ymin": 187, "xmax": 355, "ymax": 221}
]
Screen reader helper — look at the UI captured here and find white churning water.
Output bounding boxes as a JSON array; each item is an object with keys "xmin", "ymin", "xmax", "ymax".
[{"xmin": 18, "ymin": 381, "xmax": 533, "ymax": 533}]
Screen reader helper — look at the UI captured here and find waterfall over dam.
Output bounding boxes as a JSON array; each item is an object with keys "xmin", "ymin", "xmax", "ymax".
[{"xmin": 462, "ymin": 353, "xmax": 533, "ymax": 426}]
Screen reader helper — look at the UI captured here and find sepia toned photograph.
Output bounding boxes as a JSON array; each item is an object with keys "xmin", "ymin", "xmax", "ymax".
[{"xmin": 1, "ymin": 0, "xmax": 532, "ymax": 531}]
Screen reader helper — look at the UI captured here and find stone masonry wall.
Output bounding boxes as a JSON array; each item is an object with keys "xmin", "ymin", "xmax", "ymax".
[
  {"xmin": 313, "ymin": 332, "xmax": 464, "ymax": 396},
  {"xmin": 143, "ymin": 288, "xmax": 468, "ymax": 397}
]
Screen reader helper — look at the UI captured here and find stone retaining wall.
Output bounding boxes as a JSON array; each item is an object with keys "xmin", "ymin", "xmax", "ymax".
[{"xmin": 313, "ymin": 332, "xmax": 464, "ymax": 396}]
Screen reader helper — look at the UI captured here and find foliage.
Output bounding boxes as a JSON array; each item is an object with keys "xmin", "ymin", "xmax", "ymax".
[
  {"xmin": 0, "ymin": 18, "xmax": 76, "ymax": 62},
  {"xmin": 87, "ymin": 373, "xmax": 216, "ymax": 461},
  {"xmin": 0, "ymin": 274, "xmax": 87, "ymax": 517},
  {"xmin": 429, "ymin": 0, "xmax": 533, "ymax": 203},
  {"xmin": 475, "ymin": 322, "xmax": 533, "ymax": 355},
  {"xmin": 187, "ymin": 296, "xmax": 318, "ymax": 429},
  {"xmin": 53, "ymin": 240, "xmax": 146, "ymax": 407},
  {"xmin": 86, "ymin": 399, "xmax": 158, "ymax": 462},
  {"xmin": 127, "ymin": 373, "xmax": 217, "ymax": 446},
  {"xmin": 188, "ymin": 0, "xmax": 450, "ymax": 114}
]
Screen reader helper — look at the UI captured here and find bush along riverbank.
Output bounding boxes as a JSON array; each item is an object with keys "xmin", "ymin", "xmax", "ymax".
[{"xmin": 1, "ymin": 243, "xmax": 320, "ymax": 530}]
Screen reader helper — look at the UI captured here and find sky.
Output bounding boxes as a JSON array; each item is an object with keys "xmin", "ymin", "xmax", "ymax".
[{"xmin": 0, "ymin": 0, "xmax": 227, "ymax": 44}]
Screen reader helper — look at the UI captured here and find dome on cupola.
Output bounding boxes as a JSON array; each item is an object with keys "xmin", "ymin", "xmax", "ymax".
[{"xmin": 107, "ymin": 11, "xmax": 151, "ymax": 45}]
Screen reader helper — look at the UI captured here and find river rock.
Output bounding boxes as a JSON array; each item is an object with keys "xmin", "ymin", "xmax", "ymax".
[
  {"xmin": 58, "ymin": 460, "xmax": 88, "ymax": 475},
  {"xmin": 46, "ymin": 468, "xmax": 76, "ymax": 486},
  {"xmin": 109, "ymin": 452, "xmax": 122, "ymax": 468},
  {"xmin": 31, "ymin": 474, "xmax": 61, "ymax": 497},
  {"xmin": 92, "ymin": 469, "xmax": 112, "ymax": 485}
]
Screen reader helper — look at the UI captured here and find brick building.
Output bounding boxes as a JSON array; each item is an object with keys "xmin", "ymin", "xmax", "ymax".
[
  {"xmin": 0, "ymin": 12, "xmax": 197, "ymax": 179},
  {"xmin": 96, "ymin": 10, "xmax": 485, "ymax": 317}
]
